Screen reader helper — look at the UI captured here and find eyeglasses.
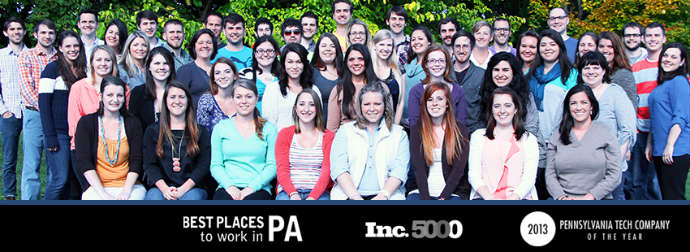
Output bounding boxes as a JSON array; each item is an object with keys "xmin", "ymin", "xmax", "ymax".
[
  {"xmin": 284, "ymin": 30, "xmax": 301, "ymax": 36},
  {"xmin": 494, "ymin": 28, "xmax": 510, "ymax": 33},
  {"xmin": 256, "ymin": 49, "xmax": 275, "ymax": 55},
  {"xmin": 427, "ymin": 58, "xmax": 446, "ymax": 65},
  {"xmin": 623, "ymin": 33, "xmax": 641, "ymax": 38},
  {"xmin": 349, "ymin": 31, "xmax": 366, "ymax": 37},
  {"xmin": 548, "ymin": 15, "xmax": 567, "ymax": 21}
]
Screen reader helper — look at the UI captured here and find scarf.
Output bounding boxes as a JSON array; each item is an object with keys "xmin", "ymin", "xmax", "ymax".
[{"xmin": 529, "ymin": 63, "xmax": 562, "ymax": 111}]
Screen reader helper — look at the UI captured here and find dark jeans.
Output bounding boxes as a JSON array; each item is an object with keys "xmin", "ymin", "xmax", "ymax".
[
  {"xmin": 212, "ymin": 188, "xmax": 272, "ymax": 200},
  {"xmin": 1, "ymin": 115, "xmax": 22, "ymax": 197},
  {"xmin": 535, "ymin": 167, "xmax": 550, "ymax": 200},
  {"xmin": 653, "ymin": 155, "xmax": 690, "ymax": 200},
  {"xmin": 625, "ymin": 132, "xmax": 662, "ymax": 200},
  {"xmin": 44, "ymin": 133, "xmax": 71, "ymax": 200}
]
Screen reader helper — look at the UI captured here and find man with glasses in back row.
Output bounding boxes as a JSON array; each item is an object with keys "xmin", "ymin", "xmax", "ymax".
[
  {"xmin": 489, "ymin": 18, "xmax": 515, "ymax": 56},
  {"xmin": 547, "ymin": 7, "xmax": 577, "ymax": 63},
  {"xmin": 622, "ymin": 22, "xmax": 648, "ymax": 66}
]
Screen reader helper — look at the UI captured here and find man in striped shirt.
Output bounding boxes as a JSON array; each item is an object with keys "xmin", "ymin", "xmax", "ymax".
[
  {"xmin": 0, "ymin": 17, "xmax": 28, "ymax": 200},
  {"xmin": 17, "ymin": 19, "xmax": 57, "ymax": 200},
  {"xmin": 628, "ymin": 22, "xmax": 666, "ymax": 200}
]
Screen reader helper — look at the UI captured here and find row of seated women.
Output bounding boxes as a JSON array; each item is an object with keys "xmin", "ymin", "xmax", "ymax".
[{"xmin": 74, "ymin": 73, "xmax": 624, "ymax": 200}]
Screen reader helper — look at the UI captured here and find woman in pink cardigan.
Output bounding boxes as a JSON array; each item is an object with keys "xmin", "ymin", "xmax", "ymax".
[{"xmin": 275, "ymin": 88, "xmax": 334, "ymax": 200}]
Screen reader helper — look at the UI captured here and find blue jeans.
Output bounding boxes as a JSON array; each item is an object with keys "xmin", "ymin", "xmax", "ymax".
[
  {"xmin": 1, "ymin": 115, "xmax": 22, "ymax": 197},
  {"xmin": 44, "ymin": 133, "xmax": 71, "ymax": 200},
  {"xmin": 144, "ymin": 187, "xmax": 208, "ymax": 200},
  {"xmin": 625, "ymin": 132, "xmax": 662, "ymax": 200},
  {"xmin": 275, "ymin": 190, "xmax": 330, "ymax": 200},
  {"xmin": 21, "ymin": 109, "xmax": 44, "ymax": 200},
  {"xmin": 406, "ymin": 193, "xmax": 464, "ymax": 200}
]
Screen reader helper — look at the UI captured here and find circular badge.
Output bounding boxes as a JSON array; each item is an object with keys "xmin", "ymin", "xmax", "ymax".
[{"xmin": 520, "ymin": 211, "xmax": 556, "ymax": 247}]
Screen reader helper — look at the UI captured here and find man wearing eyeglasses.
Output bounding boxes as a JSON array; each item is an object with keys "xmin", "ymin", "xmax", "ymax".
[
  {"xmin": 489, "ymin": 18, "xmax": 515, "ymax": 56},
  {"xmin": 547, "ymin": 7, "xmax": 577, "ymax": 63},
  {"xmin": 622, "ymin": 22, "xmax": 648, "ymax": 65}
]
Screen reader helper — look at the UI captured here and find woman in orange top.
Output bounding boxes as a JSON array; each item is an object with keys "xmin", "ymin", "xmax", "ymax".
[{"xmin": 75, "ymin": 75, "xmax": 145, "ymax": 200}]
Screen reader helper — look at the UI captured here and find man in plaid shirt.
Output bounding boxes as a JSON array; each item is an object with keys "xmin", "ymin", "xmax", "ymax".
[
  {"xmin": 0, "ymin": 17, "xmax": 28, "ymax": 200},
  {"xmin": 17, "ymin": 19, "xmax": 57, "ymax": 200}
]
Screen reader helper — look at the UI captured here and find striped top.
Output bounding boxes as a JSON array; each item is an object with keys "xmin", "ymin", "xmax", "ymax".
[
  {"xmin": 632, "ymin": 59, "xmax": 658, "ymax": 133},
  {"xmin": 278, "ymin": 136, "xmax": 324, "ymax": 192},
  {"xmin": 38, "ymin": 61, "xmax": 70, "ymax": 149}
]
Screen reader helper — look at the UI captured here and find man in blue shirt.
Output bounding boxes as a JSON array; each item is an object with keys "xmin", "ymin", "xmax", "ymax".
[
  {"xmin": 214, "ymin": 13, "xmax": 253, "ymax": 76},
  {"xmin": 547, "ymin": 7, "xmax": 577, "ymax": 64}
]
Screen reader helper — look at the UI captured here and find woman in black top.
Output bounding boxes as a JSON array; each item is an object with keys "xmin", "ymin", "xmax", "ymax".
[
  {"xmin": 143, "ymin": 81, "xmax": 211, "ymax": 200},
  {"xmin": 129, "ymin": 47, "xmax": 176, "ymax": 131}
]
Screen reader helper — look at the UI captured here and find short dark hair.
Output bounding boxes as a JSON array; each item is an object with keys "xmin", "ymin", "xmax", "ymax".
[
  {"xmin": 492, "ymin": 18, "xmax": 510, "ymax": 29},
  {"xmin": 281, "ymin": 18, "xmax": 302, "ymax": 36},
  {"xmin": 223, "ymin": 13, "xmax": 245, "ymax": 28},
  {"xmin": 644, "ymin": 22, "xmax": 666, "ymax": 36},
  {"xmin": 3, "ymin": 16, "xmax": 25, "ymax": 31},
  {"xmin": 331, "ymin": 0, "xmax": 353, "ymax": 14},
  {"xmin": 204, "ymin": 11, "xmax": 223, "ymax": 24},
  {"xmin": 577, "ymin": 51, "xmax": 612, "ymax": 84},
  {"xmin": 136, "ymin": 10, "xmax": 158, "ymax": 27},
  {"xmin": 386, "ymin": 5, "xmax": 408, "ymax": 20},
  {"xmin": 438, "ymin": 18, "xmax": 460, "ymax": 33},
  {"xmin": 452, "ymin": 29, "xmax": 475, "ymax": 49},
  {"xmin": 301, "ymin": 11, "xmax": 319, "ymax": 28},
  {"xmin": 163, "ymin": 19, "xmax": 184, "ymax": 33},
  {"xmin": 77, "ymin": 9, "xmax": 99, "ymax": 23},
  {"xmin": 33, "ymin": 19, "xmax": 56, "ymax": 33},
  {"xmin": 254, "ymin": 17, "xmax": 273, "ymax": 35},
  {"xmin": 622, "ymin": 22, "xmax": 643, "ymax": 34},
  {"xmin": 187, "ymin": 29, "xmax": 218, "ymax": 60}
]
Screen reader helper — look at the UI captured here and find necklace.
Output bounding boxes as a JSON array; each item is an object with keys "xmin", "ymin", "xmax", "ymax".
[
  {"xmin": 99, "ymin": 115, "xmax": 122, "ymax": 166},
  {"xmin": 171, "ymin": 129, "xmax": 185, "ymax": 172}
]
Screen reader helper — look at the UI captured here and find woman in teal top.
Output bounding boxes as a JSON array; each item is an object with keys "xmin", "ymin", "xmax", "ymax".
[
  {"xmin": 210, "ymin": 78, "xmax": 277, "ymax": 200},
  {"xmin": 526, "ymin": 29, "xmax": 578, "ymax": 142},
  {"xmin": 403, "ymin": 26, "xmax": 433, "ymax": 127}
]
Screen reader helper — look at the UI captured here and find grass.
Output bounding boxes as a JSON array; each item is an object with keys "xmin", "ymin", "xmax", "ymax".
[{"xmin": 0, "ymin": 132, "xmax": 48, "ymax": 200}]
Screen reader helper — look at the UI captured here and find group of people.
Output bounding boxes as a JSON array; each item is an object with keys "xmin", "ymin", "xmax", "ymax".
[{"xmin": 1, "ymin": 0, "xmax": 688, "ymax": 201}]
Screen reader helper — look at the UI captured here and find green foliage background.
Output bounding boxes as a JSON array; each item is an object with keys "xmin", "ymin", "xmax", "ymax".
[{"xmin": 0, "ymin": 0, "xmax": 688, "ymax": 49}]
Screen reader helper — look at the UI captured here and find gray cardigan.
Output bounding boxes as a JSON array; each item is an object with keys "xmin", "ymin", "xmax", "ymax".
[
  {"xmin": 610, "ymin": 69, "xmax": 638, "ymax": 110},
  {"xmin": 545, "ymin": 121, "xmax": 622, "ymax": 200}
]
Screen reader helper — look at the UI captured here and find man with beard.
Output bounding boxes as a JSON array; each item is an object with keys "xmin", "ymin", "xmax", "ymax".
[
  {"xmin": 300, "ymin": 11, "xmax": 318, "ymax": 54},
  {"xmin": 438, "ymin": 18, "xmax": 460, "ymax": 58},
  {"xmin": 451, "ymin": 31, "xmax": 485, "ymax": 134},
  {"xmin": 214, "ymin": 13, "xmax": 253, "ymax": 73},
  {"xmin": 622, "ymin": 22, "xmax": 648, "ymax": 65},
  {"xmin": 489, "ymin": 18, "xmax": 515, "ymax": 56},
  {"xmin": 161, "ymin": 19, "xmax": 192, "ymax": 71},
  {"xmin": 546, "ymin": 7, "xmax": 577, "ymax": 63},
  {"xmin": 0, "ymin": 17, "xmax": 28, "ymax": 200}
]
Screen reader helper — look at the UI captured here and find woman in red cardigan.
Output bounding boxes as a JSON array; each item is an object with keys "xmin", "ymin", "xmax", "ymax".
[{"xmin": 275, "ymin": 88, "xmax": 334, "ymax": 200}]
